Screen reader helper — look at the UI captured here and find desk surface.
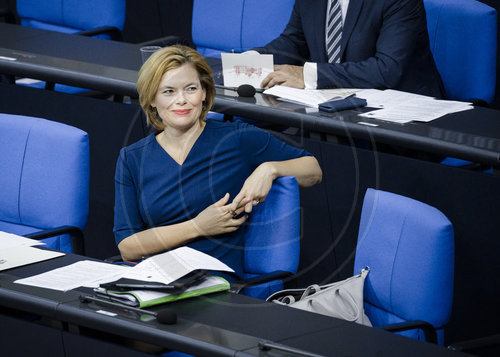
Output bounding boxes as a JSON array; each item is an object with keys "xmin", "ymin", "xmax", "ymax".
[
  {"xmin": 0, "ymin": 252, "xmax": 467, "ymax": 357},
  {"xmin": 1, "ymin": 22, "xmax": 499, "ymax": 167}
]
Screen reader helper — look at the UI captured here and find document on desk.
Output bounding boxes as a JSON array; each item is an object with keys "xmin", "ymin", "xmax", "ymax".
[
  {"xmin": 221, "ymin": 52, "xmax": 273, "ymax": 88},
  {"xmin": 14, "ymin": 247, "xmax": 234, "ymax": 291},
  {"xmin": 356, "ymin": 89, "xmax": 473, "ymax": 123},
  {"xmin": 0, "ymin": 245, "xmax": 64, "ymax": 272},
  {"xmin": 123, "ymin": 246, "xmax": 235, "ymax": 285},
  {"xmin": 263, "ymin": 85, "xmax": 359, "ymax": 108},
  {"xmin": 0, "ymin": 231, "xmax": 45, "ymax": 249},
  {"xmin": 354, "ymin": 89, "xmax": 432, "ymax": 109},
  {"xmin": 14, "ymin": 260, "xmax": 128, "ymax": 291},
  {"xmin": 0, "ymin": 231, "xmax": 61, "ymax": 271}
]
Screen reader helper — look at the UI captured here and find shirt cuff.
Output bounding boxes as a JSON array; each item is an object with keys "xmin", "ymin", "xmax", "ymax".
[{"xmin": 303, "ymin": 62, "xmax": 318, "ymax": 89}]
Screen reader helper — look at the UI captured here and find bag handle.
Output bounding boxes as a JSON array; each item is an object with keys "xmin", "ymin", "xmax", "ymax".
[
  {"xmin": 304, "ymin": 287, "xmax": 361, "ymax": 322},
  {"xmin": 267, "ymin": 266, "xmax": 370, "ymax": 303}
]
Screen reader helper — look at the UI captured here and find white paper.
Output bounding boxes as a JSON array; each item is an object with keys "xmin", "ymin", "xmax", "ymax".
[
  {"xmin": 0, "ymin": 231, "xmax": 45, "ymax": 249},
  {"xmin": 124, "ymin": 246, "xmax": 234, "ymax": 284},
  {"xmin": 264, "ymin": 85, "xmax": 359, "ymax": 108},
  {"xmin": 0, "ymin": 245, "xmax": 64, "ymax": 271},
  {"xmin": 356, "ymin": 89, "xmax": 472, "ymax": 123},
  {"xmin": 355, "ymin": 88, "xmax": 434, "ymax": 109},
  {"xmin": 221, "ymin": 52, "xmax": 273, "ymax": 89},
  {"xmin": 13, "ymin": 247, "xmax": 234, "ymax": 291},
  {"xmin": 14, "ymin": 260, "xmax": 128, "ymax": 291}
]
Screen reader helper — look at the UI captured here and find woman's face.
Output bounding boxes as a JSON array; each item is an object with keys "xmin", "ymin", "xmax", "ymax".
[{"xmin": 152, "ymin": 63, "xmax": 206, "ymax": 132}]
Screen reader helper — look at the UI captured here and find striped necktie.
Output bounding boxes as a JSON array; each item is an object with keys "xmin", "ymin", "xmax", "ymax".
[{"xmin": 326, "ymin": 0, "xmax": 343, "ymax": 63}]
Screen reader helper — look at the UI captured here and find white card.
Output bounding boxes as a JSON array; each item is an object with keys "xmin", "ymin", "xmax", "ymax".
[{"xmin": 221, "ymin": 52, "xmax": 273, "ymax": 89}]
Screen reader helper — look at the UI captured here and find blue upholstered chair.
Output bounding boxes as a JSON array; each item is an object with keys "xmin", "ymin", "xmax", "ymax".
[
  {"xmin": 353, "ymin": 188, "xmax": 454, "ymax": 345},
  {"xmin": 424, "ymin": 0, "xmax": 497, "ymax": 104},
  {"xmin": 236, "ymin": 175, "xmax": 300, "ymax": 299},
  {"xmin": 191, "ymin": 0, "xmax": 295, "ymax": 58},
  {"xmin": 0, "ymin": 113, "xmax": 90, "ymax": 254},
  {"xmin": 191, "ymin": 0, "xmax": 295, "ymax": 121},
  {"xmin": 17, "ymin": 0, "xmax": 125, "ymax": 40},
  {"xmin": 424, "ymin": 0, "xmax": 497, "ymax": 168},
  {"xmin": 15, "ymin": 0, "xmax": 126, "ymax": 94}
]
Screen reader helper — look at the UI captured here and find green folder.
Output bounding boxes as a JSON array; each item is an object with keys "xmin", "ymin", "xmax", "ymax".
[{"xmin": 94, "ymin": 276, "xmax": 230, "ymax": 308}]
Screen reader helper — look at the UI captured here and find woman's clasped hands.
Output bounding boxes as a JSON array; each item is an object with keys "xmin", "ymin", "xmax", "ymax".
[
  {"xmin": 192, "ymin": 163, "xmax": 275, "ymax": 237},
  {"xmin": 192, "ymin": 193, "xmax": 247, "ymax": 237}
]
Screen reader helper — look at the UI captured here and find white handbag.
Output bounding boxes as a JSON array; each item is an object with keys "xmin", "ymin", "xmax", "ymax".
[{"xmin": 267, "ymin": 266, "xmax": 372, "ymax": 326}]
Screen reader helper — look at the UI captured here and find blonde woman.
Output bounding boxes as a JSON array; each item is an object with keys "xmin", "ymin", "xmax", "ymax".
[{"xmin": 113, "ymin": 45, "xmax": 322, "ymax": 279}]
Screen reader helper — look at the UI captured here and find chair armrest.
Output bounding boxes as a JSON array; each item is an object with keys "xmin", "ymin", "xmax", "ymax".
[
  {"xmin": 138, "ymin": 35, "xmax": 194, "ymax": 48},
  {"xmin": 469, "ymin": 99, "xmax": 490, "ymax": 107},
  {"xmin": 75, "ymin": 26, "xmax": 122, "ymax": 41},
  {"xmin": 104, "ymin": 255, "xmax": 139, "ymax": 266},
  {"xmin": 229, "ymin": 270, "xmax": 293, "ymax": 294},
  {"xmin": 380, "ymin": 320, "xmax": 437, "ymax": 344},
  {"xmin": 24, "ymin": 225, "xmax": 85, "ymax": 255},
  {"xmin": 104, "ymin": 255, "xmax": 122, "ymax": 263}
]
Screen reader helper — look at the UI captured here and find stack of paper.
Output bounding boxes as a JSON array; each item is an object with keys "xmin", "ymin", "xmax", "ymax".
[
  {"xmin": 15, "ymin": 246, "xmax": 235, "ymax": 292},
  {"xmin": 264, "ymin": 85, "xmax": 359, "ymax": 108},
  {"xmin": 356, "ymin": 89, "xmax": 473, "ymax": 123},
  {"xmin": 13, "ymin": 260, "xmax": 128, "ymax": 291},
  {"xmin": 0, "ymin": 231, "xmax": 65, "ymax": 271},
  {"xmin": 121, "ymin": 246, "xmax": 234, "ymax": 284}
]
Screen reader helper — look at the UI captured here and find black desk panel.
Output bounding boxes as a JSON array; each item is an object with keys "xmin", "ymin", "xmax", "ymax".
[
  {"xmin": 0, "ymin": 254, "xmax": 469, "ymax": 357},
  {"xmin": 213, "ymin": 89, "xmax": 500, "ymax": 167},
  {"xmin": 0, "ymin": 22, "xmax": 141, "ymax": 69}
]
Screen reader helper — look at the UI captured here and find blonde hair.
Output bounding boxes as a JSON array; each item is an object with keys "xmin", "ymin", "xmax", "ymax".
[{"xmin": 136, "ymin": 45, "xmax": 215, "ymax": 131}]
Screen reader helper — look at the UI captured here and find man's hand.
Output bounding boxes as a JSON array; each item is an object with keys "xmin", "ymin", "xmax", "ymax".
[{"xmin": 261, "ymin": 65, "xmax": 305, "ymax": 89}]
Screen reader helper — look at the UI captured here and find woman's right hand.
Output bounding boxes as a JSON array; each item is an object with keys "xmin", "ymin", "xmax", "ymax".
[{"xmin": 192, "ymin": 193, "xmax": 247, "ymax": 237}]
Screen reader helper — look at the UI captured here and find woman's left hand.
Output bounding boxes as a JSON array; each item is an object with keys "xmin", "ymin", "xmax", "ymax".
[{"xmin": 230, "ymin": 162, "xmax": 276, "ymax": 214}]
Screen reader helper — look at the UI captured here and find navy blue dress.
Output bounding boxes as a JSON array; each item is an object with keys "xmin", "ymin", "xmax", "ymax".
[{"xmin": 113, "ymin": 120, "xmax": 310, "ymax": 278}]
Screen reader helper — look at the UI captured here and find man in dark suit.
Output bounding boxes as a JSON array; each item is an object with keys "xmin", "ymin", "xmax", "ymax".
[{"xmin": 254, "ymin": 0, "xmax": 444, "ymax": 98}]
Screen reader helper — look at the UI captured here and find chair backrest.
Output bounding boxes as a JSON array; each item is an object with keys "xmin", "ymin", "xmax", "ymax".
[
  {"xmin": 191, "ymin": 0, "xmax": 295, "ymax": 57},
  {"xmin": 17, "ymin": 0, "xmax": 125, "ymax": 39},
  {"xmin": 0, "ymin": 113, "xmax": 89, "ymax": 251},
  {"xmin": 242, "ymin": 176, "xmax": 300, "ymax": 299},
  {"xmin": 424, "ymin": 0, "xmax": 497, "ymax": 103},
  {"xmin": 353, "ymin": 188, "xmax": 454, "ymax": 344}
]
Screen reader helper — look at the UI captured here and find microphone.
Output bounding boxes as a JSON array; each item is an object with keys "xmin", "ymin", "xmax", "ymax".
[
  {"xmin": 236, "ymin": 84, "xmax": 256, "ymax": 97},
  {"xmin": 79, "ymin": 295, "xmax": 178, "ymax": 325},
  {"xmin": 214, "ymin": 83, "xmax": 259, "ymax": 97}
]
